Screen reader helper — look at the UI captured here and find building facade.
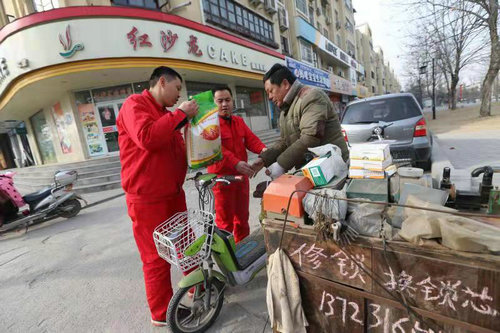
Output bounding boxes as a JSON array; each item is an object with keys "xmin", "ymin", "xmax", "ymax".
[
  {"xmin": 0, "ymin": 0, "xmax": 401, "ymax": 169},
  {"xmin": 0, "ymin": 0, "xmax": 285, "ymax": 168}
]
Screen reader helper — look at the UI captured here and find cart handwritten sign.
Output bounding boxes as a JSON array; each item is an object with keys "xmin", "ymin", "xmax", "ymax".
[{"xmin": 263, "ymin": 220, "xmax": 500, "ymax": 332}]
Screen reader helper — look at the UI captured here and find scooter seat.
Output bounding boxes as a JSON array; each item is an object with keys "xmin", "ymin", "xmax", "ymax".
[
  {"xmin": 23, "ymin": 187, "xmax": 52, "ymax": 204},
  {"xmin": 234, "ymin": 229, "xmax": 266, "ymax": 270}
]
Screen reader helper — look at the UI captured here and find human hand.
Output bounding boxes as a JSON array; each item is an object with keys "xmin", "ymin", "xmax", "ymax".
[
  {"xmin": 251, "ymin": 157, "xmax": 265, "ymax": 177},
  {"xmin": 265, "ymin": 162, "xmax": 285, "ymax": 180},
  {"xmin": 178, "ymin": 100, "xmax": 199, "ymax": 119},
  {"xmin": 236, "ymin": 161, "xmax": 255, "ymax": 177}
]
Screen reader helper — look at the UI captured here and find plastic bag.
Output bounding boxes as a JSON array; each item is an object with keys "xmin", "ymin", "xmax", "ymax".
[
  {"xmin": 346, "ymin": 200, "xmax": 384, "ymax": 237},
  {"xmin": 185, "ymin": 91, "xmax": 222, "ymax": 169}
]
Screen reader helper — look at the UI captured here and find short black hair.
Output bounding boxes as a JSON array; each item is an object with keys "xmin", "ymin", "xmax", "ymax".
[
  {"xmin": 263, "ymin": 63, "xmax": 296, "ymax": 85},
  {"xmin": 212, "ymin": 86, "xmax": 233, "ymax": 97},
  {"xmin": 149, "ymin": 66, "xmax": 183, "ymax": 87}
]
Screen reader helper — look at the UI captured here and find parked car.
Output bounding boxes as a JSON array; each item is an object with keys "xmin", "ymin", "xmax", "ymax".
[{"xmin": 341, "ymin": 93, "xmax": 432, "ymax": 170}]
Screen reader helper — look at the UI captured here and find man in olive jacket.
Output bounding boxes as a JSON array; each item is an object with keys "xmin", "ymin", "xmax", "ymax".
[{"xmin": 253, "ymin": 63, "xmax": 349, "ymax": 179}]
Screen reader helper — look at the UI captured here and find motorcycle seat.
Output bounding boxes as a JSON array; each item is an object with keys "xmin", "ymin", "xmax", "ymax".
[{"xmin": 23, "ymin": 187, "xmax": 52, "ymax": 204}]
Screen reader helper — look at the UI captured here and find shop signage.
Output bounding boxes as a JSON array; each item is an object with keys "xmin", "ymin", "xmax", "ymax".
[
  {"xmin": 125, "ymin": 27, "xmax": 266, "ymax": 72},
  {"xmin": 296, "ymin": 17, "xmax": 363, "ymax": 74},
  {"xmin": 0, "ymin": 57, "xmax": 9, "ymax": 85},
  {"xmin": 286, "ymin": 57, "xmax": 331, "ymax": 90},
  {"xmin": 356, "ymin": 84, "xmax": 369, "ymax": 98},
  {"xmin": 330, "ymin": 74, "xmax": 353, "ymax": 96},
  {"xmin": 58, "ymin": 25, "xmax": 84, "ymax": 58},
  {"xmin": 127, "ymin": 27, "xmax": 152, "ymax": 50}
]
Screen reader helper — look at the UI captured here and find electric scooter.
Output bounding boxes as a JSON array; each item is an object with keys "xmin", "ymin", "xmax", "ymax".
[
  {"xmin": 0, "ymin": 170, "xmax": 85, "ymax": 233},
  {"xmin": 153, "ymin": 173, "xmax": 267, "ymax": 333}
]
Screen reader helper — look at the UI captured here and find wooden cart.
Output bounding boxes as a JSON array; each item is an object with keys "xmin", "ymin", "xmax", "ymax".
[{"xmin": 263, "ymin": 219, "xmax": 500, "ymax": 333}]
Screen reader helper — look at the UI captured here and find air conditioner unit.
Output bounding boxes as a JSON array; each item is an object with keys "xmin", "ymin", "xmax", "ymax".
[
  {"xmin": 250, "ymin": 0, "xmax": 264, "ymax": 6},
  {"xmin": 327, "ymin": 66, "xmax": 334, "ymax": 73},
  {"xmin": 278, "ymin": 6, "xmax": 289, "ymax": 30},
  {"xmin": 265, "ymin": 0, "xmax": 278, "ymax": 14},
  {"xmin": 325, "ymin": 16, "xmax": 332, "ymax": 25}
]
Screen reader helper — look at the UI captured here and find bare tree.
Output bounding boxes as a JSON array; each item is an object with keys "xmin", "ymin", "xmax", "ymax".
[{"xmin": 423, "ymin": 0, "xmax": 499, "ymax": 116}]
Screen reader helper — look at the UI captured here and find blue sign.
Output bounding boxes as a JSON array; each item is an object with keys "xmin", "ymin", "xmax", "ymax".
[{"xmin": 285, "ymin": 57, "xmax": 331, "ymax": 90}]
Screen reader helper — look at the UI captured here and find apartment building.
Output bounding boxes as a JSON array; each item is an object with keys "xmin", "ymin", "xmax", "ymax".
[{"xmin": 356, "ymin": 23, "xmax": 400, "ymax": 96}]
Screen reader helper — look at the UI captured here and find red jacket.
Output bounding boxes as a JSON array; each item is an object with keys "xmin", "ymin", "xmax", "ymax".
[
  {"xmin": 207, "ymin": 115, "xmax": 266, "ymax": 175},
  {"xmin": 117, "ymin": 90, "xmax": 188, "ymax": 203}
]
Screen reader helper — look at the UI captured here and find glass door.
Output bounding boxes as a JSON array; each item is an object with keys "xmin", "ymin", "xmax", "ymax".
[{"xmin": 95, "ymin": 100, "xmax": 124, "ymax": 154}]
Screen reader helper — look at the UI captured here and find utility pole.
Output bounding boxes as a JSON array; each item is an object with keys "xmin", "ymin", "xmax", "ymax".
[{"xmin": 432, "ymin": 58, "xmax": 436, "ymax": 120}]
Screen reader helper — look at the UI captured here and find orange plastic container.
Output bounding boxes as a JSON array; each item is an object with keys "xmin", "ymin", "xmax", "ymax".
[{"xmin": 263, "ymin": 175, "xmax": 314, "ymax": 217}]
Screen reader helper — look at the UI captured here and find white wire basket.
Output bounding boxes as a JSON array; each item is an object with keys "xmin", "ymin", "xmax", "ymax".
[{"xmin": 153, "ymin": 209, "xmax": 215, "ymax": 272}]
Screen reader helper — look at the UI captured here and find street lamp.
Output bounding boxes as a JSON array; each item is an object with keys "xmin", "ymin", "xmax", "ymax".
[{"xmin": 418, "ymin": 60, "xmax": 437, "ymax": 120}]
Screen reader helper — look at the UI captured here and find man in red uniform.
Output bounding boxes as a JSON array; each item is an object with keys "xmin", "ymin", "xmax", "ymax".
[
  {"xmin": 116, "ymin": 66, "xmax": 199, "ymax": 327},
  {"xmin": 207, "ymin": 86, "xmax": 266, "ymax": 243}
]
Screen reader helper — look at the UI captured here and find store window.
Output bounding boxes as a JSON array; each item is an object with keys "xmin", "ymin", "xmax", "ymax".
[
  {"xmin": 300, "ymin": 39, "xmax": 314, "ymax": 65},
  {"xmin": 75, "ymin": 91, "xmax": 106, "ymax": 157},
  {"xmin": 133, "ymin": 81, "xmax": 150, "ymax": 93},
  {"xmin": 235, "ymin": 87, "xmax": 269, "ymax": 132},
  {"xmin": 203, "ymin": 0, "xmax": 277, "ymax": 48},
  {"xmin": 91, "ymin": 84, "xmax": 133, "ymax": 104},
  {"xmin": 30, "ymin": 110, "xmax": 57, "ymax": 164}
]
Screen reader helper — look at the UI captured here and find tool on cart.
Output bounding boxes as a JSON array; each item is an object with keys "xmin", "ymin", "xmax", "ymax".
[{"xmin": 440, "ymin": 165, "xmax": 499, "ymax": 211}]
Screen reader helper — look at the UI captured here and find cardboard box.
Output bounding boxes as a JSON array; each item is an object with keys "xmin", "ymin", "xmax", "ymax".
[
  {"xmin": 350, "ymin": 155, "xmax": 393, "ymax": 171},
  {"xmin": 301, "ymin": 156, "xmax": 334, "ymax": 186},
  {"xmin": 349, "ymin": 168, "xmax": 386, "ymax": 179},
  {"xmin": 350, "ymin": 143, "xmax": 391, "ymax": 161}
]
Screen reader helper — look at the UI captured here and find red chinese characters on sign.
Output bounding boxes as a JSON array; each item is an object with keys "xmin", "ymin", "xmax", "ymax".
[
  {"xmin": 127, "ymin": 27, "xmax": 152, "ymax": 50},
  {"xmin": 187, "ymin": 35, "xmax": 203, "ymax": 56},
  {"xmin": 161, "ymin": 30, "xmax": 178, "ymax": 52}
]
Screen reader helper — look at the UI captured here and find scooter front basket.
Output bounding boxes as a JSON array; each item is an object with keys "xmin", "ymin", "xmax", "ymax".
[{"xmin": 153, "ymin": 209, "xmax": 215, "ymax": 272}]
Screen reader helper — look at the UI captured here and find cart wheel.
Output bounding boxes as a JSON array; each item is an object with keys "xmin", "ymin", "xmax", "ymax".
[
  {"xmin": 168, "ymin": 278, "xmax": 225, "ymax": 333},
  {"xmin": 58, "ymin": 199, "xmax": 82, "ymax": 218}
]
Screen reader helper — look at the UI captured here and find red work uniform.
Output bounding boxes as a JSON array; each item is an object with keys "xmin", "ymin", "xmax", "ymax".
[
  {"xmin": 117, "ymin": 89, "xmax": 188, "ymax": 322},
  {"xmin": 207, "ymin": 115, "xmax": 266, "ymax": 243}
]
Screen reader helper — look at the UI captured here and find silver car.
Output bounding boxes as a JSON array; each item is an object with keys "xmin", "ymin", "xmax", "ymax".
[{"xmin": 341, "ymin": 93, "xmax": 432, "ymax": 170}]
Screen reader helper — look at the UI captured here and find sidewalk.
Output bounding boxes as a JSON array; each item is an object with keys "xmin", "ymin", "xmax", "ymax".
[{"xmin": 428, "ymin": 103, "xmax": 500, "ymax": 191}]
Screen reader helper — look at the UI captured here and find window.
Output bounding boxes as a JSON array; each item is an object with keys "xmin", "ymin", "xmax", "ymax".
[
  {"xmin": 295, "ymin": 0, "xmax": 308, "ymax": 16},
  {"xmin": 345, "ymin": 17, "xmax": 354, "ymax": 33},
  {"xmin": 343, "ymin": 97, "xmax": 423, "ymax": 124},
  {"xmin": 347, "ymin": 41, "xmax": 356, "ymax": 58},
  {"xmin": 112, "ymin": 0, "xmax": 158, "ymax": 9},
  {"xmin": 372, "ymin": 86, "xmax": 376, "ymax": 93},
  {"xmin": 371, "ymin": 71, "xmax": 375, "ymax": 79},
  {"xmin": 281, "ymin": 36, "xmax": 290, "ymax": 55},
  {"xmin": 300, "ymin": 39, "xmax": 314, "ymax": 65},
  {"xmin": 323, "ymin": 28, "xmax": 329, "ymax": 39},
  {"xmin": 33, "ymin": 0, "xmax": 59, "ymax": 11},
  {"xmin": 337, "ymin": 34, "xmax": 342, "ymax": 47},
  {"xmin": 203, "ymin": 0, "xmax": 277, "ymax": 48},
  {"xmin": 317, "ymin": 22, "xmax": 322, "ymax": 32},
  {"xmin": 308, "ymin": 6, "xmax": 315, "ymax": 25},
  {"xmin": 344, "ymin": 0, "xmax": 352, "ymax": 11}
]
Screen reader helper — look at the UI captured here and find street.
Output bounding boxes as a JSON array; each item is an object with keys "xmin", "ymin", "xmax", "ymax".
[{"xmin": 0, "ymin": 171, "xmax": 271, "ymax": 333}]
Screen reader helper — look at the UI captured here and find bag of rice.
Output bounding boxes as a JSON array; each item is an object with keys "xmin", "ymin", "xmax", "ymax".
[{"xmin": 185, "ymin": 91, "xmax": 222, "ymax": 169}]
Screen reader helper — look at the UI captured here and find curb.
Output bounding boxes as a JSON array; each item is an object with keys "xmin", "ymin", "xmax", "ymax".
[{"xmin": 81, "ymin": 192, "xmax": 125, "ymax": 210}]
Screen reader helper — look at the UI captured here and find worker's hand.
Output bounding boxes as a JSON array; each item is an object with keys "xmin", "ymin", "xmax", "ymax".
[
  {"xmin": 178, "ymin": 100, "xmax": 199, "ymax": 119},
  {"xmin": 251, "ymin": 157, "xmax": 265, "ymax": 176},
  {"xmin": 265, "ymin": 162, "xmax": 285, "ymax": 180},
  {"xmin": 236, "ymin": 161, "xmax": 255, "ymax": 177}
]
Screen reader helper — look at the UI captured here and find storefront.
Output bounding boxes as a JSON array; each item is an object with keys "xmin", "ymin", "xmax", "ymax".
[
  {"xmin": 0, "ymin": 7, "xmax": 284, "ymax": 165},
  {"xmin": 285, "ymin": 57, "xmax": 356, "ymax": 115}
]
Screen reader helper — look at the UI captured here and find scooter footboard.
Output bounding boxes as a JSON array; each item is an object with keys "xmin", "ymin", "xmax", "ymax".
[
  {"xmin": 231, "ymin": 253, "xmax": 267, "ymax": 285},
  {"xmin": 178, "ymin": 268, "xmax": 226, "ymax": 289}
]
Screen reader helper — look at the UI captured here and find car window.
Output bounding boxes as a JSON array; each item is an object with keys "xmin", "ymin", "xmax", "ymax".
[{"xmin": 342, "ymin": 97, "xmax": 422, "ymax": 124}]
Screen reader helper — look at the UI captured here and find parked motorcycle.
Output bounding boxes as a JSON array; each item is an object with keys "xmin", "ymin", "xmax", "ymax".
[
  {"xmin": 0, "ymin": 170, "xmax": 85, "ymax": 233},
  {"xmin": 153, "ymin": 173, "xmax": 267, "ymax": 333}
]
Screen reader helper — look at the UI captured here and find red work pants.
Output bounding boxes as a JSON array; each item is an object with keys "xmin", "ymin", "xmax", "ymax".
[
  {"xmin": 213, "ymin": 177, "xmax": 250, "ymax": 243},
  {"xmin": 127, "ymin": 192, "xmax": 186, "ymax": 322}
]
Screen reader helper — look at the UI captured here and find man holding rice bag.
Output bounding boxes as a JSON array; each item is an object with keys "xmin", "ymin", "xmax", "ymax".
[
  {"xmin": 207, "ymin": 86, "xmax": 266, "ymax": 243},
  {"xmin": 117, "ymin": 66, "xmax": 198, "ymax": 327}
]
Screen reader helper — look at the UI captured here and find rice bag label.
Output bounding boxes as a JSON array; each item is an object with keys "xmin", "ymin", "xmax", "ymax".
[{"xmin": 185, "ymin": 91, "xmax": 222, "ymax": 169}]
